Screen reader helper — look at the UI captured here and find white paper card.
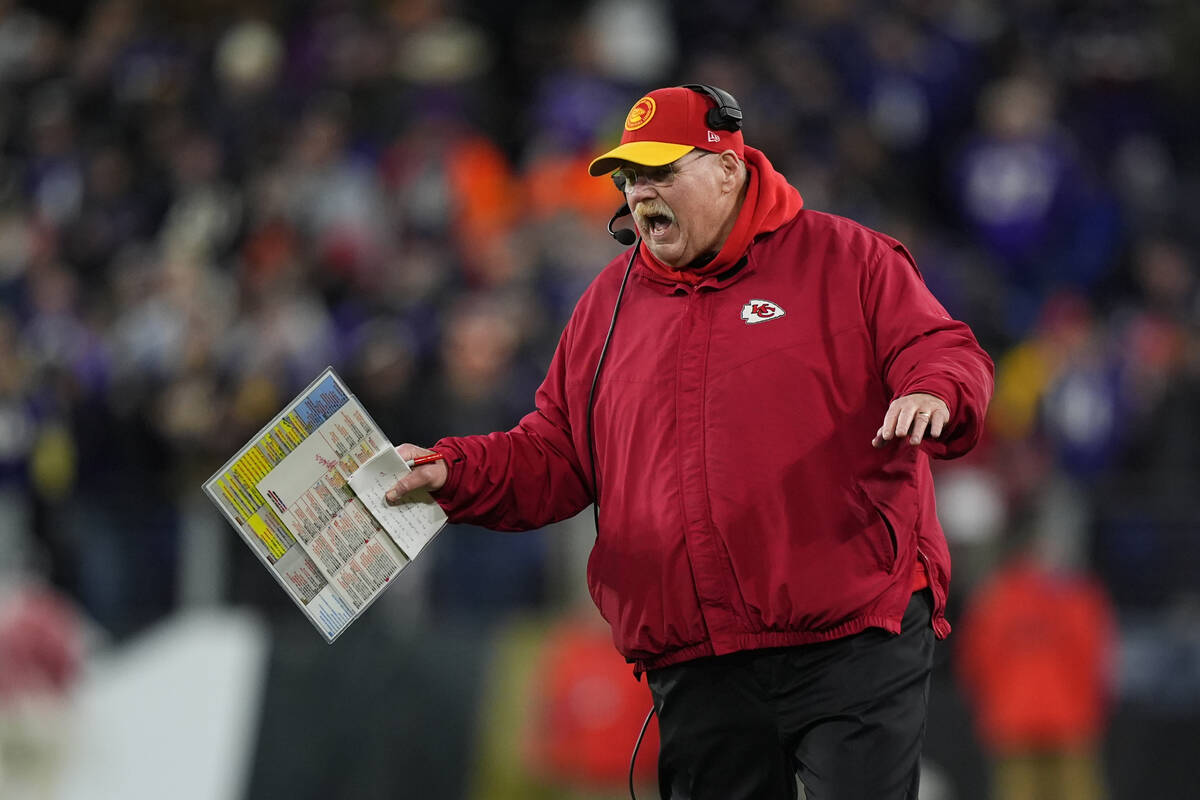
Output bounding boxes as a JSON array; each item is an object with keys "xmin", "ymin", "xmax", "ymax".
[{"xmin": 348, "ymin": 446, "xmax": 447, "ymax": 559}]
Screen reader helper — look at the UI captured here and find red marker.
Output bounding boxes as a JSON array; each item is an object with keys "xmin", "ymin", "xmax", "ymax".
[{"xmin": 404, "ymin": 452, "xmax": 445, "ymax": 469}]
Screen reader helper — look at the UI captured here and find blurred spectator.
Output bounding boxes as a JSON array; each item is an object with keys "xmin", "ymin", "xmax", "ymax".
[
  {"xmin": 525, "ymin": 614, "xmax": 659, "ymax": 792},
  {"xmin": 0, "ymin": 308, "xmax": 35, "ymax": 563},
  {"xmin": 957, "ymin": 526, "xmax": 1116, "ymax": 800},
  {"xmin": 470, "ymin": 611, "xmax": 659, "ymax": 800},
  {"xmin": 950, "ymin": 72, "xmax": 1120, "ymax": 338},
  {"xmin": 416, "ymin": 294, "xmax": 552, "ymax": 624},
  {"xmin": 0, "ymin": 580, "xmax": 84, "ymax": 800},
  {"xmin": 0, "ymin": 582, "xmax": 81, "ymax": 702},
  {"xmin": 1036, "ymin": 298, "xmax": 1126, "ymax": 481},
  {"xmin": 933, "ymin": 461, "xmax": 1008, "ymax": 594}
]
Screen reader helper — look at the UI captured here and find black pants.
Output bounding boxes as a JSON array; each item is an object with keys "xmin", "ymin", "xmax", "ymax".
[{"xmin": 646, "ymin": 591, "xmax": 935, "ymax": 800}]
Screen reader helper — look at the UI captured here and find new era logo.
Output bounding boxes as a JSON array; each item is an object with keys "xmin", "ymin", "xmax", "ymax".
[
  {"xmin": 740, "ymin": 299, "xmax": 786, "ymax": 324},
  {"xmin": 707, "ymin": 130, "xmax": 720, "ymax": 143}
]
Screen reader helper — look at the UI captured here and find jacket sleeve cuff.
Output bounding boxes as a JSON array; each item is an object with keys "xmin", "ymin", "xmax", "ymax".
[{"xmin": 428, "ymin": 440, "xmax": 466, "ymax": 515}]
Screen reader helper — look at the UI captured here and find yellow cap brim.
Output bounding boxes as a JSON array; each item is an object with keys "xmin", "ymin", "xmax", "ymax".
[{"xmin": 587, "ymin": 141, "xmax": 695, "ymax": 176}]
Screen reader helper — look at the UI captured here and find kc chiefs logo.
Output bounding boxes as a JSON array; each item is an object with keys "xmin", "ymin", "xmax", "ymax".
[
  {"xmin": 740, "ymin": 299, "xmax": 786, "ymax": 324},
  {"xmin": 625, "ymin": 96, "xmax": 656, "ymax": 131}
]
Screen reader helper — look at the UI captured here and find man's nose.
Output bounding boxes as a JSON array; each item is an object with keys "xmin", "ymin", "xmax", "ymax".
[{"xmin": 623, "ymin": 180, "xmax": 656, "ymax": 205}]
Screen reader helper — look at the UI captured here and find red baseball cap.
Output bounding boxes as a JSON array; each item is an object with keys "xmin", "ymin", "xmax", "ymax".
[{"xmin": 587, "ymin": 86, "xmax": 745, "ymax": 176}]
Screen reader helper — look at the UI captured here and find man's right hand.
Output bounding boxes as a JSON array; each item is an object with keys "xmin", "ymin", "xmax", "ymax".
[{"xmin": 385, "ymin": 443, "xmax": 448, "ymax": 505}]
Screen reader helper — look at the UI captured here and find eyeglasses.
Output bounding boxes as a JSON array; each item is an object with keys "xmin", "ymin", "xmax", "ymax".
[{"xmin": 611, "ymin": 151, "xmax": 715, "ymax": 192}]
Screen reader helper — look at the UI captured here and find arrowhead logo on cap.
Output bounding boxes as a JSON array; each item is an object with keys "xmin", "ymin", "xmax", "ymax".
[{"xmin": 625, "ymin": 97, "xmax": 656, "ymax": 131}]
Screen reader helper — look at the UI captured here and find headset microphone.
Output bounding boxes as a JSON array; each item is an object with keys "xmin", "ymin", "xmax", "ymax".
[{"xmin": 607, "ymin": 204, "xmax": 637, "ymax": 246}]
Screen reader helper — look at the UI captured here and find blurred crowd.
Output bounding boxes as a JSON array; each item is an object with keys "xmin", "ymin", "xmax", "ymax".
[{"xmin": 2, "ymin": 0, "xmax": 1200, "ymax": 796}]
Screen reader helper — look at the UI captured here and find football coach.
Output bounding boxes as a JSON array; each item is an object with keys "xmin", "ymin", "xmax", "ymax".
[{"xmin": 387, "ymin": 84, "xmax": 994, "ymax": 799}]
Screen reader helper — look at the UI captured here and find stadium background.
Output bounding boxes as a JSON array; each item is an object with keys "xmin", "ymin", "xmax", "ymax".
[{"xmin": 1, "ymin": 0, "xmax": 1198, "ymax": 797}]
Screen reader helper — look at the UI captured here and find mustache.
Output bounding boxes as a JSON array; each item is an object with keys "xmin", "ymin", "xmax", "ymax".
[{"xmin": 633, "ymin": 199, "xmax": 675, "ymax": 225}]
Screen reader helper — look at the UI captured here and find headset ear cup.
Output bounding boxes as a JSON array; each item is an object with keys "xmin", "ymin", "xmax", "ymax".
[
  {"xmin": 680, "ymin": 83, "xmax": 743, "ymax": 132},
  {"xmin": 709, "ymin": 86, "xmax": 743, "ymax": 131}
]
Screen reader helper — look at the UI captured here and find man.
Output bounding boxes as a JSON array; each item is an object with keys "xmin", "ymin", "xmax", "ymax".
[{"xmin": 386, "ymin": 85, "xmax": 994, "ymax": 799}]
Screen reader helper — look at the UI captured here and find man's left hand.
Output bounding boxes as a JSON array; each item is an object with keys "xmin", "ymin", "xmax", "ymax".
[{"xmin": 872, "ymin": 393, "xmax": 949, "ymax": 448}]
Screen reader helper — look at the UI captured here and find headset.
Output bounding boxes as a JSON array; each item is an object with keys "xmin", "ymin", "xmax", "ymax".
[
  {"xmin": 680, "ymin": 82, "xmax": 744, "ymax": 133},
  {"xmin": 595, "ymin": 83, "xmax": 743, "ymax": 800}
]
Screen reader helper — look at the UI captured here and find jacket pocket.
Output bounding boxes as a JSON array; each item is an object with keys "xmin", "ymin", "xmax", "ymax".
[
  {"xmin": 585, "ymin": 538, "xmax": 613, "ymax": 623},
  {"xmin": 855, "ymin": 483, "xmax": 899, "ymax": 574}
]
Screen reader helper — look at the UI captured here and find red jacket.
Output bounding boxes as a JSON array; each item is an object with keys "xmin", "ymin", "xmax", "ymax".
[{"xmin": 432, "ymin": 159, "xmax": 993, "ymax": 673}]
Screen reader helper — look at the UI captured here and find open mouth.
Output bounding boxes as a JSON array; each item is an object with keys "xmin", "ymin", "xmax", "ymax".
[
  {"xmin": 645, "ymin": 214, "xmax": 673, "ymax": 236},
  {"xmin": 635, "ymin": 202, "xmax": 675, "ymax": 238}
]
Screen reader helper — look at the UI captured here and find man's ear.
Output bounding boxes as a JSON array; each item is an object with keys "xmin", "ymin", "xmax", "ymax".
[{"xmin": 718, "ymin": 151, "xmax": 743, "ymax": 191}]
